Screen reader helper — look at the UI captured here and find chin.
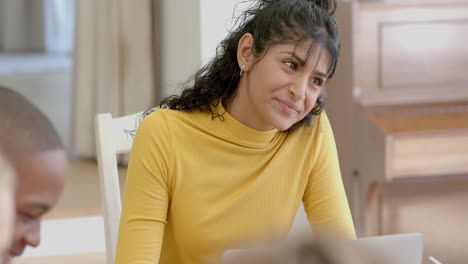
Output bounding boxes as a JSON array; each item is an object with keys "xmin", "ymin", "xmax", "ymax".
[
  {"xmin": 269, "ymin": 112, "xmax": 302, "ymax": 131},
  {"xmin": 272, "ymin": 120, "xmax": 296, "ymax": 131}
]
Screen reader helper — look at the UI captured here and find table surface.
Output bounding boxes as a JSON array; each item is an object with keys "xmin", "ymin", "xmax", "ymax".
[{"xmin": 12, "ymin": 252, "xmax": 106, "ymax": 264}]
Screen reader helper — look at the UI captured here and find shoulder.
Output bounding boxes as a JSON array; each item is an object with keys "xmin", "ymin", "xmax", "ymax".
[
  {"xmin": 137, "ymin": 108, "xmax": 210, "ymax": 135},
  {"xmin": 139, "ymin": 108, "xmax": 170, "ymax": 127},
  {"xmin": 134, "ymin": 109, "xmax": 166, "ymax": 137},
  {"xmin": 294, "ymin": 111, "xmax": 333, "ymax": 138},
  {"xmin": 138, "ymin": 108, "xmax": 188, "ymax": 128},
  {"xmin": 133, "ymin": 109, "xmax": 177, "ymax": 141},
  {"xmin": 287, "ymin": 111, "xmax": 337, "ymax": 157},
  {"xmin": 315, "ymin": 110, "xmax": 333, "ymax": 134}
]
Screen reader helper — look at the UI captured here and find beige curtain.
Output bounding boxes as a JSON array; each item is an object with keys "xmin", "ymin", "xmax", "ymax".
[
  {"xmin": 72, "ymin": 0, "xmax": 158, "ymax": 157},
  {"xmin": 0, "ymin": 0, "xmax": 45, "ymax": 52}
]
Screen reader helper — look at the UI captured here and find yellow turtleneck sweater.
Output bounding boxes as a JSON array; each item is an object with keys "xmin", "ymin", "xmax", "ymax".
[{"xmin": 115, "ymin": 105, "xmax": 355, "ymax": 264}]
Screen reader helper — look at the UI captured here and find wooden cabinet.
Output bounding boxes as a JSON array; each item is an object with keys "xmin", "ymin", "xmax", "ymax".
[
  {"xmin": 355, "ymin": 102, "xmax": 468, "ymax": 234},
  {"xmin": 352, "ymin": 1, "xmax": 468, "ymax": 105},
  {"xmin": 327, "ymin": 0, "xmax": 468, "ymax": 236}
]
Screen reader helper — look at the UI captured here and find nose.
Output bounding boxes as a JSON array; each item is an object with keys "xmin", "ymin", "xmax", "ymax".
[
  {"xmin": 24, "ymin": 220, "xmax": 41, "ymax": 248},
  {"xmin": 288, "ymin": 76, "xmax": 308, "ymax": 101}
]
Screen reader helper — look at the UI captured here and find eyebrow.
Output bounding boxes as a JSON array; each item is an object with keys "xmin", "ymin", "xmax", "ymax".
[
  {"xmin": 315, "ymin": 72, "xmax": 328, "ymax": 79},
  {"xmin": 282, "ymin": 51, "xmax": 307, "ymax": 65},
  {"xmin": 281, "ymin": 51, "xmax": 328, "ymax": 78}
]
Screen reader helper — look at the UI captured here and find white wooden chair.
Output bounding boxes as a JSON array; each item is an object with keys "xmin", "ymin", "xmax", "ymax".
[{"xmin": 95, "ymin": 111, "xmax": 147, "ymax": 264}]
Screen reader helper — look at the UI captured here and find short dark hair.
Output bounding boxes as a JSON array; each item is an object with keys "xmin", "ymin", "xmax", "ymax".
[
  {"xmin": 157, "ymin": 0, "xmax": 339, "ymax": 127},
  {"xmin": 0, "ymin": 86, "xmax": 63, "ymax": 162}
]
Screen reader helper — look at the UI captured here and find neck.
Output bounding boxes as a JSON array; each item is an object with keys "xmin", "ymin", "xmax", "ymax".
[{"xmin": 225, "ymin": 77, "xmax": 274, "ymax": 131}]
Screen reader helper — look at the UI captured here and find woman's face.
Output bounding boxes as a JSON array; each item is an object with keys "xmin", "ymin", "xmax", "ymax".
[{"xmin": 228, "ymin": 34, "xmax": 331, "ymax": 131}]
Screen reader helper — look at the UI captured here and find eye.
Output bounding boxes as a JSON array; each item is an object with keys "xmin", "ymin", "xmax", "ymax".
[
  {"xmin": 283, "ymin": 61, "xmax": 297, "ymax": 70},
  {"xmin": 310, "ymin": 77, "xmax": 325, "ymax": 87}
]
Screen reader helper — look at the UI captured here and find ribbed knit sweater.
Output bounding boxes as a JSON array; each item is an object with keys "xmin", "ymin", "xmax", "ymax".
[{"xmin": 115, "ymin": 104, "xmax": 355, "ymax": 264}]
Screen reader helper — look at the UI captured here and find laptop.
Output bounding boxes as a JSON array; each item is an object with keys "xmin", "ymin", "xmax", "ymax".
[
  {"xmin": 351, "ymin": 233, "xmax": 424, "ymax": 264},
  {"xmin": 223, "ymin": 233, "xmax": 424, "ymax": 264}
]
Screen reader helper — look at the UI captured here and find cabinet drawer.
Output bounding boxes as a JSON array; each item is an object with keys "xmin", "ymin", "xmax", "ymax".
[
  {"xmin": 354, "ymin": 2, "xmax": 468, "ymax": 105},
  {"xmin": 388, "ymin": 129, "xmax": 468, "ymax": 179}
]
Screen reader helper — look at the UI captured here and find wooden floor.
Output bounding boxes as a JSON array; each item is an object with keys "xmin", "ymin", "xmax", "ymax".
[{"xmin": 45, "ymin": 158, "xmax": 127, "ymax": 219}]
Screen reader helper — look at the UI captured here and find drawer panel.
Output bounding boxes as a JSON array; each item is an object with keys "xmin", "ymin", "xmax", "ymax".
[
  {"xmin": 388, "ymin": 130, "xmax": 468, "ymax": 179},
  {"xmin": 354, "ymin": 3, "xmax": 468, "ymax": 104}
]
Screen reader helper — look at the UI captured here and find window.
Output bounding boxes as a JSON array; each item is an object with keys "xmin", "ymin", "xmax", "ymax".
[{"xmin": 0, "ymin": 0, "xmax": 75, "ymax": 54}]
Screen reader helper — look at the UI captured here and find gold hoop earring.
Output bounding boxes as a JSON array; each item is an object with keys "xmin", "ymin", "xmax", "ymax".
[{"xmin": 239, "ymin": 65, "xmax": 245, "ymax": 76}]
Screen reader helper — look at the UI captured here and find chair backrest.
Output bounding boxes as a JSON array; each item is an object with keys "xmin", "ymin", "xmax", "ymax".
[{"xmin": 95, "ymin": 111, "xmax": 146, "ymax": 264}]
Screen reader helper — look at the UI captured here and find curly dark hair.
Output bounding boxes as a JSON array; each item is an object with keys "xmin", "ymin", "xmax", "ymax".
[{"xmin": 152, "ymin": 0, "xmax": 339, "ymax": 127}]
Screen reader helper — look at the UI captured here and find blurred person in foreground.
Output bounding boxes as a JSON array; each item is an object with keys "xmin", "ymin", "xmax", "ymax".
[
  {"xmin": 0, "ymin": 86, "xmax": 67, "ymax": 264},
  {"xmin": 0, "ymin": 153, "xmax": 15, "ymax": 264}
]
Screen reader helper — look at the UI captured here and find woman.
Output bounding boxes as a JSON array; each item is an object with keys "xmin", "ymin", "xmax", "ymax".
[{"xmin": 116, "ymin": 0, "xmax": 355, "ymax": 263}]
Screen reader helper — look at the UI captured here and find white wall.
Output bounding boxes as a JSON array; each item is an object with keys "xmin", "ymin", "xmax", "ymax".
[
  {"xmin": 159, "ymin": 0, "xmax": 251, "ymax": 98},
  {"xmin": 159, "ymin": 0, "xmax": 201, "ymax": 98},
  {"xmin": 0, "ymin": 54, "xmax": 72, "ymax": 150},
  {"xmin": 200, "ymin": 0, "xmax": 239, "ymax": 65}
]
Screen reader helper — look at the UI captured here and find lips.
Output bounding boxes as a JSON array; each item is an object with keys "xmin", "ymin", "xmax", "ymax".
[{"xmin": 276, "ymin": 98, "xmax": 300, "ymax": 113}]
